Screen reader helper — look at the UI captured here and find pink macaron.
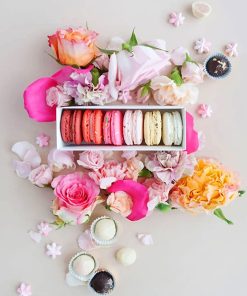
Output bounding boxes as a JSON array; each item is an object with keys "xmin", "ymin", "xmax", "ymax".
[
  {"xmin": 123, "ymin": 110, "xmax": 133, "ymax": 145},
  {"xmin": 111, "ymin": 110, "xmax": 124, "ymax": 146},
  {"xmin": 123, "ymin": 110, "xmax": 143, "ymax": 145}
]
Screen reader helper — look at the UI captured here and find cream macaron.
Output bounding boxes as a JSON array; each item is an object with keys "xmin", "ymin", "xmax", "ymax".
[
  {"xmin": 144, "ymin": 111, "xmax": 162, "ymax": 146},
  {"xmin": 172, "ymin": 111, "xmax": 183, "ymax": 145},
  {"xmin": 162, "ymin": 112, "xmax": 174, "ymax": 146}
]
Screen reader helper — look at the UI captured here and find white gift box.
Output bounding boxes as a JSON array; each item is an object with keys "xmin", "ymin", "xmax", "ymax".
[{"xmin": 56, "ymin": 105, "xmax": 186, "ymax": 151}]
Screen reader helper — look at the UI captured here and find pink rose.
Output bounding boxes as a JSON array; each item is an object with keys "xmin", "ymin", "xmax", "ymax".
[
  {"xmin": 181, "ymin": 62, "xmax": 204, "ymax": 84},
  {"xmin": 46, "ymin": 86, "xmax": 72, "ymax": 107},
  {"xmin": 107, "ymin": 191, "xmax": 133, "ymax": 217},
  {"xmin": 51, "ymin": 173, "xmax": 100, "ymax": 225},
  {"xmin": 28, "ymin": 164, "xmax": 53, "ymax": 187},
  {"xmin": 107, "ymin": 180, "xmax": 149, "ymax": 221},
  {"xmin": 88, "ymin": 161, "xmax": 127, "ymax": 189},
  {"xmin": 142, "ymin": 178, "xmax": 172, "ymax": 211},
  {"xmin": 145, "ymin": 151, "xmax": 195, "ymax": 184},
  {"xmin": 77, "ymin": 151, "xmax": 104, "ymax": 171}
]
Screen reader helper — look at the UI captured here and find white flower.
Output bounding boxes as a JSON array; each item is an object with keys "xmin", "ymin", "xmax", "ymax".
[
  {"xmin": 168, "ymin": 12, "xmax": 185, "ymax": 27},
  {"xmin": 136, "ymin": 233, "xmax": 154, "ymax": 246},
  {"xmin": 37, "ymin": 222, "xmax": 53, "ymax": 236},
  {"xmin": 17, "ymin": 283, "xmax": 32, "ymax": 296},
  {"xmin": 224, "ymin": 42, "xmax": 238, "ymax": 57},
  {"xmin": 46, "ymin": 242, "xmax": 62, "ymax": 259},
  {"xmin": 194, "ymin": 38, "xmax": 211, "ymax": 54}
]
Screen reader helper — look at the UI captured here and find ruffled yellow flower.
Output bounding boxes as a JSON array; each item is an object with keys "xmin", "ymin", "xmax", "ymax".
[{"xmin": 169, "ymin": 159, "xmax": 240, "ymax": 213}]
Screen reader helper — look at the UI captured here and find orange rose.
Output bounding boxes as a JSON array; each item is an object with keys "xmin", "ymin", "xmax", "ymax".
[
  {"xmin": 169, "ymin": 159, "xmax": 240, "ymax": 213},
  {"xmin": 48, "ymin": 27, "xmax": 98, "ymax": 66}
]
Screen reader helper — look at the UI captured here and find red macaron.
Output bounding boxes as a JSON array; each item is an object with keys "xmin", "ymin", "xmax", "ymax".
[
  {"xmin": 93, "ymin": 110, "xmax": 103, "ymax": 144},
  {"xmin": 60, "ymin": 109, "xmax": 73, "ymax": 143},
  {"xmin": 82, "ymin": 110, "xmax": 92, "ymax": 143},
  {"xmin": 72, "ymin": 110, "xmax": 83, "ymax": 144}
]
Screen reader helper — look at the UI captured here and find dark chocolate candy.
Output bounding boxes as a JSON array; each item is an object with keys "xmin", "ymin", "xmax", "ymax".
[
  {"xmin": 205, "ymin": 55, "xmax": 230, "ymax": 77},
  {"xmin": 89, "ymin": 271, "xmax": 114, "ymax": 294}
]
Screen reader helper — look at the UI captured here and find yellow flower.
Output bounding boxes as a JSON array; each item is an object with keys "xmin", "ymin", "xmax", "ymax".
[{"xmin": 169, "ymin": 159, "xmax": 240, "ymax": 213}]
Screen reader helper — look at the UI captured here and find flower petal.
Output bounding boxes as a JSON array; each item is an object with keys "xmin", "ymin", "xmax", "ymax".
[
  {"xmin": 78, "ymin": 229, "xmax": 96, "ymax": 250},
  {"xmin": 186, "ymin": 112, "xmax": 199, "ymax": 154}
]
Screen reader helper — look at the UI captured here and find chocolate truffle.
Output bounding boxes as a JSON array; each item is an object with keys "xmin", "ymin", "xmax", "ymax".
[
  {"xmin": 89, "ymin": 270, "xmax": 115, "ymax": 295},
  {"xmin": 205, "ymin": 54, "xmax": 231, "ymax": 78},
  {"xmin": 91, "ymin": 216, "xmax": 117, "ymax": 246},
  {"xmin": 116, "ymin": 247, "xmax": 136, "ymax": 266}
]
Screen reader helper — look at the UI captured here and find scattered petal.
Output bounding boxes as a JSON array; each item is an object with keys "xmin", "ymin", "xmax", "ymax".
[
  {"xmin": 12, "ymin": 160, "xmax": 32, "ymax": 179},
  {"xmin": 48, "ymin": 148, "xmax": 75, "ymax": 172},
  {"xmin": 121, "ymin": 151, "xmax": 137, "ymax": 160},
  {"xmin": 198, "ymin": 131, "xmax": 206, "ymax": 151},
  {"xmin": 37, "ymin": 222, "xmax": 53, "ymax": 236},
  {"xmin": 197, "ymin": 104, "xmax": 213, "ymax": 118},
  {"xmin": 168, "ymin": 12, "xmax": 185, "ymax": 27},
  {"xmin": 28, "ymin": 230, "xmax": 42, "ymax": 243},
  {"xmin": 78, "ymin": 229, "xmax": 97, "ymax": 251},
  {"xmin": 36, "ymin": 133, "xmax": 50, "ymax": 147},
  {"xmin": 16, "ymin": 282, "xmax": 32, "ymax": 296},
  {"xmin": 65, "ymin": 272, "xmax": 85, "ymax": 287},
  {"xmin": 194, "ymin": 38, "xmax": 211, "ymax": 54},
  {"xmin": 224, "ymin": 42, "xmax": 238, "ymax": 57},
  {"xmin": 137, "ymin": 233, "xmax": 154, "ymax": 246},
  {"xmin": 46, "ymin": 242, "xmax": 62, "ymax": 259}
]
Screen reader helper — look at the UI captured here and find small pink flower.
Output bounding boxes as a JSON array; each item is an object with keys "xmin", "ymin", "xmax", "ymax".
[
  {"xmin": 224, "ymin": 42, "xmax": 238, "ymax": 57},
  {"xmin": 46, "ymin": 86, "xmax": 72, "ymax": 107},
  {"xmin": 28, "ymin": 164, "xmax": 53, "ymax": 187},
  {"xmin": 46, "ymin": 242, "xmax": 62, "ymax": 259},
  {"xmin": 89, "ymin": 161, "xmax": 127, "ymax": 189},
  {"xmin": 37, "ymin": 221, "xmax": 52, "ymax": 236},
  {"xmin": 77, "ymin": 151, "xmax": 104, "ymax": 171},
  {"xmin": 36, "ymin": 133, "xmax": 50, "ymax": 147},
  {"xmin": 17, "ymin": 283, "xmax": 32, "ymax": 296},
  {"xmin": 107, "ymin": 191, "xmax": 133, "ymax": 217},
  {"xmin": 194, "ymin": 38, "xmax": 211, "ymax": 54},
  {"xmin": 197, "ymin": 104, "xmax": 213, "ymax": 118},
  {"xmin": 181, "ymin": 62, "xmax": 204, "ymax": 84},
  {"xmin": 107, "ymin": 180, "xmax": 149, "ymax": 221},
  {"xmin": 168, "ymin": 12, "xmax": 185, "ymax": 27}
]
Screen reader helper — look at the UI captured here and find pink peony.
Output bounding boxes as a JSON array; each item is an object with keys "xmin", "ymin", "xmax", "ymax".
[
  {"xmin": 29, "ymin": 164, "xmax": 53, "ymax": 187},
  {"xmin": 107, "ymin": 191, "xmax": 133, "ymax": 217},
  {"xmin": 46, "ymin": 85, "xmax": 72, "ymax": 107},
  {"xmin": 89, "ymin": 161, "xmax": 127, "ymax": 189},
  {"xmin": 51, "ymin": 173, "xmax": 100, "ymax": 225},
  {"xmin": 142, "ymin": 178, "xmax": 172, "ymax": 211},
  {"xmin": 77, "ymin": 151, "xmax": 104, "ymax": 171},
  {"xmin": 181, "ymin": 62, "xmax": 204, "ymax": 84},
  {"xmin": 145, "ymin": 151, "xmax": 195, "ymax": 184},
  {"xmin": 107, "ymin": 180, "xmax": 149, "ymax": 221}
]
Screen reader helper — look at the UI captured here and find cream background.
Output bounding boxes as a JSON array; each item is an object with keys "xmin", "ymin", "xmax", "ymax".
[{"xmin": 1, "ymin": 0, "xmax": 247, "ymax": 295}]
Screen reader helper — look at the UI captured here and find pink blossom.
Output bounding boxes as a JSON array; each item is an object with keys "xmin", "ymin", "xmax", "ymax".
[
  {"xmin": 46, "ymin": 85, "xmax": 72, "ymax": 107},
  {"xmin": 194, "ymin": 38, "xmax": 211, "ymax": 54},
  {"xmin": 145, "ymin": 151, "xmax": 195, "ymax": 184},
  {"xmin": 28, "ymin": 164, "xmax": 53, "ymax": 187},
  {"xmin": 181, "ymin": 62, "xmax": 204, "ymax": 84},
  {"xmin": 37, "ymin": 221, "xmax": 52, "ymax": 236},
  {"xmin": 224, "ymin": 42, "xmax": 238, "ymax": 57},
  {"xmin": 36, "ymin": 133, "xmax": 50, "ymax": 147},
  {"xmin": 107, "ymin": 180, "xmax": 149, "ymax": 221},
  {"xmin": 171, "ymin": 47, "xmax": 188, "ymax": 65},
  {"xmin": 51, "ymin": 173, "xmax": 100, "ymax": 224},
  {"xmin": 142, "ymin": 178, "xmax": 172, "ymax": 211},
  {"xmin": 107, "ymin": 191, "xmax": 133, "ymax": 217},
  {"xmin": 77, "ymin": 151, "xmax": 104, "ymax": 170},
  {"xmin": 89, "ymin": 161, "xmax": 127, "ymax": 189},
  {"xmin": 17, "ymin": 283, "xmax": 32, "ymax": 296},
  {"xmin": 46, "ymin": 242, "xmax": 62, "ymax": 259},
  {"xmin": 197, "ymin": 103, "xmax": 213, "ymax": 118},
  {"xmin": 48, "ymin": 148, "xmax": 75, "ymax": 172},
  {"xmin": 168, "ymin": 12, "xmax": 185, "ymax": 27}
]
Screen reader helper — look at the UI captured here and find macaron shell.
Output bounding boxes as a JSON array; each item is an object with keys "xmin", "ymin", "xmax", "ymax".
[
  {"xmin": 61, "ymin": 109, "xmax": 73, "ymax": 143},
  {"xmin": 89, "ymin": 111, "xmax": 96, "ymax": 143},
  {"xmin": 94, "ymin": 110, "xmax": 103, "ymax": 144},
  {"xmin": 123, "ymin": 110, "xmax": 133, "ymax": 145},
  {"xmin": 82, "ymin": 110, "xmax": 92, "ymax": 143},
  {"xmin": 103, "ymin": 111, "xmax": 112, "ymax": 145},
  {"xmin": 152, "ymin": 111, "xmax": 161, "ymax": 145},
  {"xmin": 132, "ymin": 110, "xmax": 143, "ymax": 145},
  {"xmin": 144, "ymin": 112, "xmax": 152, "ymax": 146},
  {"xmin": 162, "ymin": 112, "xmax": 174, "ymax": 146},
  {"xmin": 172, "ymin": 111, "xmax": 183, "ymax": 145},
  {"xmin": 72, "ymin": 110, "xmax": 83, "ymax": 145},
  {"xmin": 111, "ymin": 111, "xmax": 123, "ymax": 146}
]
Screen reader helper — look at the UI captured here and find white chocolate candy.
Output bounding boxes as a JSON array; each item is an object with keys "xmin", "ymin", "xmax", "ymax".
[
  {"xmin": 116, "ymin": 247, "xmax": 136, "ymax": 266},
  {"xmin": 72, "ymin": 254, "xmax": 95, "ymax": 277},
  {"xmin": 94, "ymin": 218, "xmax": 116, "ymax": 241}
]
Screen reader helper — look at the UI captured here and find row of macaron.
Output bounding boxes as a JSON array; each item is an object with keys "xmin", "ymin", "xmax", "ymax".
[
  {"xmin": 60, "ymin": 109, "xmax": 183, "ymax": 146},
  {"xmin": 67, "ymin": 216, "xmax": 126, "ymax": 295}
]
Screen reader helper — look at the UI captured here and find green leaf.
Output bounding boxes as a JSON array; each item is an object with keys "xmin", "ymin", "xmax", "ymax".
[
  {"xmin": 140, "ymin": 81, "xmax": 151, "ymax": 97},
  {"xmin": 141, "ymin": 43, "xmax": 168, "ymax": 52},
  {"xmin": 122, "ymin": 42, "xmax": 132, "ymax": 52},
  {"xmin": 213, "ymin": 209, "xmax": 233, "ymax": 225},
  {"xmin": 156, "ymin": 203, "xmax": 171, "ymax": 213},
  {"xmin": 105, "ymin": 205, "xmax": 111, "ymax": 210},
  {"xmin": 138, "ymin": 168, "xmax": 153, "ymax": 178},
  {"xmin": 129, "ymin": 29, "xmax": 138, "ymax": 47},
  {"xmin": 238, "ymin": 190, "xmax": 246, "ymax": 197},
  {"xmin": 91, "ymin": 68, "xmax": 100, "ymax": 87},
  {"xmin": 170, "ymin": 67, "xmax": 183, "ymax": 86},
  {"xmin": 97, "ymin": 46, "xmax": 119, "ymax": 55}
]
